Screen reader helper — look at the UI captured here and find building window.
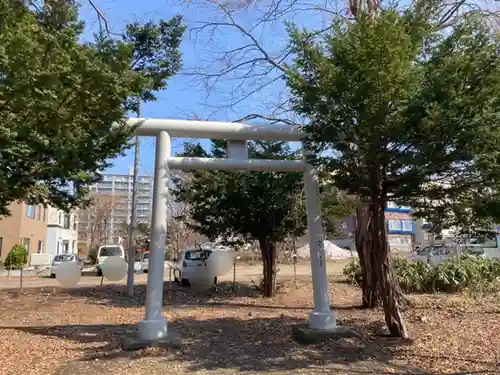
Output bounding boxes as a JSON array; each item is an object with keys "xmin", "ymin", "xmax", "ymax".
[
  {"xmin": 63, "ymin": 214, "xmax": 71, "ymax": 229},
  {"xmin": 73, "ymin": 219, "xmax": 77, "ymax": 230},
  {"xmin": 387, "ymin": 219, "xmax": 402, "ymax": 232},
  {"xmin": 38, "ymin": 240, "xmax": 43, "ymax": 253},
  {"xmin": 0, "ymin": 237, "xmax": 3, "ymax": 259},
  {"xmin": 59, "ymin": 212, "xmax": 62, "ymax": 225},
  {"xmin": 401, "ymin": 220, "xmax": 414, "ymax": 233},
  {"xmin": 43, "ymin": 207, "xmax": 47, "ymax": 222},
  {"xmin": 26, "ymin": 204, "xmax": 35, "ymax": 218},
  {"xmin": 22, "ymin": 238, "xmax": 30, "ymax": 252},
  {"xmin": 37, "ymin": 205, "xmax": 42, "ymax": 220}
]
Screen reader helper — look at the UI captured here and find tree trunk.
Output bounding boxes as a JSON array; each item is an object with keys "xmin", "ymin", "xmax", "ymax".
[
  {"xmin": 355, "ymin": 203, "xmax": 379, "ymax": 307},
  {"xmin": 369, "ymin": 197, "xmax": 409, "ymax": 338},
  {"xmin": 259, "ymin": 237, "xmax": 277, "ymax": 297}
]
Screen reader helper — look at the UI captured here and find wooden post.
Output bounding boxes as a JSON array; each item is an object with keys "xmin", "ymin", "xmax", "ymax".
[
  {"xmin": 233, "ymin": 256, "xmax": 240, "ymax": 294},
  {"xmin": 293, "ymin": 253, "xmax": 297, "ymax": 285},
  {"xmin": 19, "ymin": 267, "xmax": 24, "ymax": 294},
  {"xmin": 233, "ymin": 261, "xmax": 236, "ymax": 291}
]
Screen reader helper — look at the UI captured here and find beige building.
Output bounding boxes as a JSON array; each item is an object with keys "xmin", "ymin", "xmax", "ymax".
[{"xmin": 0, "ymin": 202, "xmax": 48, "ymax": 261}]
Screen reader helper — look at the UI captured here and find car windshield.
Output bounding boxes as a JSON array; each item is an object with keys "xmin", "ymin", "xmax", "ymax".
[
  {"xmin": 417, "ymin": 247, "xmax": 433, "ymax": 255},
  {"xmin": 465, "ymin": 247, "xmax": 484, "ymax": 254},
  {"xmin": 418, "ymin": 246, "xmax": 447, "ymax": 256},
  {"xmin": 53, "ymin": 254, "xmax": 75, "ymax": 262},
  {"xmin": 99, "ymin": 246, "xmax": 122, "ymax": 257},
  {"xmin": 184, "ymin": 249, "xmax": 212, "ymax": 260}
]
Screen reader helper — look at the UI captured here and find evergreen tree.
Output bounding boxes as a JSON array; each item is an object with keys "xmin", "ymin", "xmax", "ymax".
[{"xmin": 286, "ymin": 9, "xmax": 500, "ymax": 337}]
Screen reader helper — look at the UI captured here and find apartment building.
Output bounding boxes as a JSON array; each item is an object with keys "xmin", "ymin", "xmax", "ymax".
[
  {"xmin": 384, "ymin": 202, "xmax": 414, "ymax": 251},
  {"xmin": 78, "ymin": 168, "xmax": 154, "ymax": 247},
  {"xmin": 335, "ymin": 202, "xmax": 415, "ymax": 251},
  {"xmin": 0, "ymin": 202, "xmax": 48, "ymax": 261},
  {"xmin": 45, "ymin": 206, "xmax": 79, "ymax": 255}
]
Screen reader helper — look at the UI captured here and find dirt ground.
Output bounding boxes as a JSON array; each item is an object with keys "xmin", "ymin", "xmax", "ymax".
[
  {"xmin": 0, "ymin": 266, "xmax": 499, "ymax": 375},
  {"xmin": 0, "ymin": 260, "xmax": 349, "ymax": 290}
]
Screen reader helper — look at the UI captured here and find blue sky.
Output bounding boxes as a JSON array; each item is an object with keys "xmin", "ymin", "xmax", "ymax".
[{"xmin": 78, "ymin": 0, "xmax": 332, "ymax": 175}]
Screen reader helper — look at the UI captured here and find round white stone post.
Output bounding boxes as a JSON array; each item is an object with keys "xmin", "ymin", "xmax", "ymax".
[
  {"xmin": 138, "ymin": 131, "xmax": 171, "ymax": 340},
  {"xmin": 303, "ymin": 151, "xmax": 336, "ymax": 330}
]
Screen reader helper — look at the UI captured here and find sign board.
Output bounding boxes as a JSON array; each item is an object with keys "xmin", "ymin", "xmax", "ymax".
[{"xmin": 30, "ymin": 253, "xmax": 52, "ymax": 267}]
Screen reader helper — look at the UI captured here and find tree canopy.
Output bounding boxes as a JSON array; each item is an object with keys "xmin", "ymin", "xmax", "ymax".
[
  {"xmin": 285, "ymin": 6, "xmax": 500, "ymax": 337},
  {"xmin": 175, "ymin": 140, "xmax": 306, "ymax": 242},
  {"xmin": 174, "ymin": 140, "xmax": 306, "ymax": 296},
  {"xmin": 0, "ymin": 0, "xmax": 184, "ymax": 215},
  {"xmin": 287, "ymin": 10, "xmax": 500, "ymax": 205},
  {"xmin": 122, "ymin": 16, "xmax": 184, "ymax": 110}
]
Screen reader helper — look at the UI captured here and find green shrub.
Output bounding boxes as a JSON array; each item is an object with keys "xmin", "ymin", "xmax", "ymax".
[
  {"xmin": 393, "ymin": 258, "xmax": 433, "ymax": 292},
  {"xmin": 342, "ymin": 255, "xmax": 500, "ymax": 294},
  {"xmin": 343, "ymin": 259, "xmax": 361, "ymax": 284},
  {"xmin": 3, "ymin": 245, "xmax": 28, "ymax": 270}
]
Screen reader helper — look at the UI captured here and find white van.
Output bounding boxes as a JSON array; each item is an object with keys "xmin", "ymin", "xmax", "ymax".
[{"xmin": 96, "ymin": 245, "xmax": 125, "ymax": 276}]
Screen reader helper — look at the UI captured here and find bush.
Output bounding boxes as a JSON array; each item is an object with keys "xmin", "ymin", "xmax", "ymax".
[
  {"xmin": 3, "ymin": 245, "xmax": 29, "ymax": 270},
  {"xmin": 343, "ymin": 258, "xmax": 362, "ymax": 284},
  {"xmin": 342, "ymin": 255, "xmax": 500, "ymax": 294}
]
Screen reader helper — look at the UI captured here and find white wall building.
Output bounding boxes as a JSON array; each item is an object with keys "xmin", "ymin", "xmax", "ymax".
[{"xmin": 46, "ymin": 207, "xmax": 79, "ymax": 255}]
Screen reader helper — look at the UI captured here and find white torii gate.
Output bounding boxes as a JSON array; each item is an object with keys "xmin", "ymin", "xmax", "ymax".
[{"xmin": 129, "ymin": 118, "xmax": 336, "ymax": 341}]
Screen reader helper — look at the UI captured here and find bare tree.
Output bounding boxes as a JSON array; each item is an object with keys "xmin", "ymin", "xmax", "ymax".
[
  {"xmin": 168, "ymin": 199, "xmax": 206, "ymax": 257},
  {"xmin": 78, "ymin": 194, "xmax": 118, "ymax": 254},
  {"xmin": 181, "ymin": 0, "xmax": 499, "ymax": 125},
  {"xmin": 182, "ymin": 0, "xmax": 338, "ymax": 125},
  {"xmin": 117, "ymin": 221, "xmax": 151, "ymax": 249},
  {"xmin": 167, "ymin": 171, "xmax": 207, "ymax": 258}
]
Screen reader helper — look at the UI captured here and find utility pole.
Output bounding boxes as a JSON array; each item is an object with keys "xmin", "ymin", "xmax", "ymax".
[{"xmin": 127, "ymin": 104, "xmax": 141, "ymax": 297}]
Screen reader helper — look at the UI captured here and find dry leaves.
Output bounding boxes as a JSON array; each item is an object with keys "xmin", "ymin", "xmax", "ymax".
[{"xmin": 0, "ymin": 276, "xmax": 498, "ymax": 375}]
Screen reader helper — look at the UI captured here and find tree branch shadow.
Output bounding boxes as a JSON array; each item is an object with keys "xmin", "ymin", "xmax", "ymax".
[
  {"xmin": 2, "ymin": 316, "xmax": 493, "ymax": 375},
  {"xmin": 3, "ymin": 280, "xmax": 316, "ymax": 310}
]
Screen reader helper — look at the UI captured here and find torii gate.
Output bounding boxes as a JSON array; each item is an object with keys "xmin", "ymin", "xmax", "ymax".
[{"xmin": 129, "ymin": 118, "xmax": 336, "ymax": 341}]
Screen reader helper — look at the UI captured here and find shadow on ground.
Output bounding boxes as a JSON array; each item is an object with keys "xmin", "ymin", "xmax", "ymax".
[
  {"xmin": 1, "ymin": 279, "xmax": 323, "ymax": 311},
  {"xmin": 3, "ymin": 316, "xmax": 495, "ymax": 375},
  {"xmin": 1, "ymin": 316, "xmax": 428, "ymax": 374}
]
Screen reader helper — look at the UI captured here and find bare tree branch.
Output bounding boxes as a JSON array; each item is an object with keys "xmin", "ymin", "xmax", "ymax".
[
  {"xmin": 78, "ymin": 194, "xmax": 119, "ymax": 251},
  {"xmin": 177, "ymin": 0, "xmax": 500, "ymax": 126},
  {"xmin": 167, "ymin": 171, "xmax": 207, "ymax": 256},
  {"xmin": 179, "ymin": 0, "xmax": 336, "ymax": 125},
  {"xmin": 86, "ymin": 0, "xmax": 124, "ymax": 38}
]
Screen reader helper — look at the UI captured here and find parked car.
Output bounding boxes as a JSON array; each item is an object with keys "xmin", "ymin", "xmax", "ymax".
[
  {"xmin": 96, "ymin": 245, "xmax": 125, "ymax": 276},
  {"xmin": 409, "ymin": 245, "xmax": 453, "ymax": 266},
  {"xmin": 50, "ymin": 254, "xmax": 83, "ymax": 278},
  {"xmin": 410, "ymin": 244, "xmax": 487, "ymax": 266},
  {"xmin": 173, "ymin": 248, "xmax": 218, "ymax": 287},
  {"xmin": 463, "ymin": 245, "xmax": 487, "ymax": 259},
  {"xmin": 141, "ymin": 251, "xmax": 149, "ymax": 273}
]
